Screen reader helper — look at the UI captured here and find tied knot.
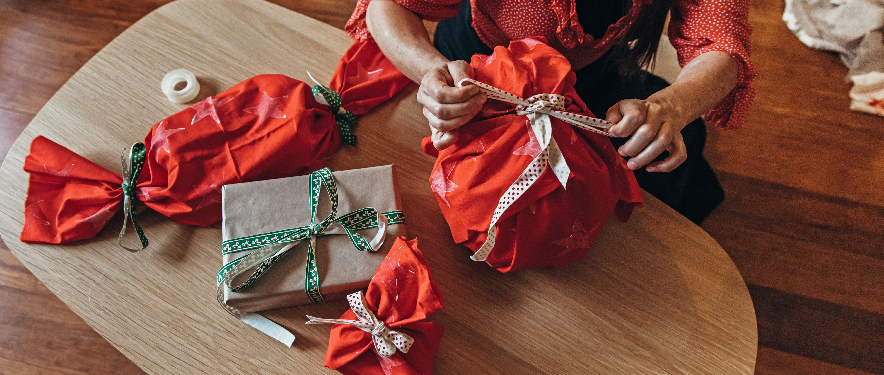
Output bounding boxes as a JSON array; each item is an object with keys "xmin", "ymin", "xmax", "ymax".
[
  {"xmin": 516, "ymin": 94, "xmax": 566, "ymax": 115},
  {"xmin": 371, "ymin": 320, "xmax": 389, "ymax": 337}
]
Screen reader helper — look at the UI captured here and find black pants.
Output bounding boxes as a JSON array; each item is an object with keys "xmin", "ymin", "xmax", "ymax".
[{"xmin": 434, "ymin": 3, "xmax": 724, "ymax": 223}]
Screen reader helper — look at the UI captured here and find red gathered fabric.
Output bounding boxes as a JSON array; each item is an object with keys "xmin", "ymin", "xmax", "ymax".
[
  {"xmin": 21, "ymin": 39, "xmax": 412, "ymax": 245},
  {"xmin": 324, "ymin": 237, "xmax": 444, "ymax": 375},
  {"xmin": 426, "ymin": 38, "xmax": 643, "ymax": 273}
]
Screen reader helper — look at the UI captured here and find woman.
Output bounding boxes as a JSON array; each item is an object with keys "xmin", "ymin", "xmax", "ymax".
[{"xmin": 345, "ymin": 0, "xmax": 755, "ymax": 223}]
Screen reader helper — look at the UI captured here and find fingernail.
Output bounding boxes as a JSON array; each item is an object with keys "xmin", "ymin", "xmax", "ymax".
[{"xmin": 627, "ymin": 160, "xmax": 637, "ymax": 169}]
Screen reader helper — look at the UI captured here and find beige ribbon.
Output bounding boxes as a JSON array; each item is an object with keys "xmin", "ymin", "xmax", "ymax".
[
  {"xmin": 456, "ymin": 78, "xmax": 613, "ymax": 262},
  {"xmin": 306, "ymin": 291, "xmax": 414, "ymax": 358}
]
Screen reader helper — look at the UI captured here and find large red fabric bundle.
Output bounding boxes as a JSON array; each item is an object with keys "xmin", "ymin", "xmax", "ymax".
[
  {"xmin": 315, "ymin": 237, "xmax": 444, "ymax": 375},
  {"xmin": 426, "ymin": 38, "xmax": 644, "ymax": 273},
  {"xmin": 21, "ymin": 39, "xmax": 411, "ymax": 247}
]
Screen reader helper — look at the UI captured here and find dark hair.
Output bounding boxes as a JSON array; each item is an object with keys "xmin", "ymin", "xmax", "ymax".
[{"xmin": 613, "ymin": 0, "xmax": 676, "ymax": 76}]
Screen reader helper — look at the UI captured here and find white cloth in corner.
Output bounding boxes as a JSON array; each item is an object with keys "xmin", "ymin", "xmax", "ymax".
[
  {"xmin": 849, "ymin": 72, "xmax": 884, "ymax": 116},
  {"xmin": 783, "ymin": 0, "xmax": 884, "ymax": 117}
]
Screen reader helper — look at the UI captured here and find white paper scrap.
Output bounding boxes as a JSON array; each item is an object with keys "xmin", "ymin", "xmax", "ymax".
[{"xmin": 241, "ymin": 313, "xmax": 296, "ymax": 347}]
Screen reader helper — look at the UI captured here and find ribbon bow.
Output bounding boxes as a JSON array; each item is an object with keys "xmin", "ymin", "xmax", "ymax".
[
  {"xmin": 456, "ymin": 78, "xmax": 613, "ymax": 262},
  {"xmin": 216, "ymin": 168, "xmax": 405, "ymax": 317},
  {"xmin": 306, "ymin": 290, "xmax": 414, "ymax": 358},
  {"xmin": 308, "ymin": 72, "xmax": 358, "ymax": 146},
  {"xmin": 118, "ymin": 142, "xmax": 149, "ymax": 252}
]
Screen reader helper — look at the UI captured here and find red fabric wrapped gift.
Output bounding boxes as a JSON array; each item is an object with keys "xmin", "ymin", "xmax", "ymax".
[
  {"xmin": 307, "ymin": 237, "xmax": 444, "ymax": 375},
  {"xmin": 20, "ymin": 39, "xmax": 411, "ymax": 249},
  {"xmin": 425, "ymin": 38, "xmax": 644, "ymax": 273}
]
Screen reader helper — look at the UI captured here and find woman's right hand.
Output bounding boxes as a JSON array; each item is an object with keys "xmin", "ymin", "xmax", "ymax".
[{"xmin": 416, "ymin": 60, "xmax": 487, "ymax": 150}]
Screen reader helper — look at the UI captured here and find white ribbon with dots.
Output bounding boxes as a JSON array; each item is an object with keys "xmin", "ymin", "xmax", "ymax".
[
  {"xmin": 457, "ymin": 78, "xmax": 613, "ymax": 262},
  {"xmin": 306, "ymin": 291, "xmax": 414, "ymax": 358}
]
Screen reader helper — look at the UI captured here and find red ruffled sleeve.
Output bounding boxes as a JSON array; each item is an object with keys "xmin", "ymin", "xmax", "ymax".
[
  {"xmin": 345, "ymin": 0, "xmax": 461, "ymax": 41},
  {"xmin": 668, "ymin": 0, "xmax": 757, "ymax": 129}
]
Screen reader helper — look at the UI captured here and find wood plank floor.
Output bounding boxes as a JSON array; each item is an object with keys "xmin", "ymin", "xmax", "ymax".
[{"xmin": 1, "ymin": 0, "xmax": 882, "ymax": 373}]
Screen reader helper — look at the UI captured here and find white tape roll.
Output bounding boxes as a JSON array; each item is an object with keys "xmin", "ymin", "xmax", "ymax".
[{"xmin": 161, "ymin": 69, "xmax": 200, "ymax": 103}]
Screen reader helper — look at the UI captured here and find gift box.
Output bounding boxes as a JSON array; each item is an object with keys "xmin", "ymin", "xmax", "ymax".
[
  {"xmin": 306, "ymin": 237, "xmax": 444, "ymax": 375},
  {"xmin": 424, "ymin": 38, "xmax": 644, "ymax": 272},
  {"xmin": 218, "ymin": 165, "xmax": 406, "ymax": 313}
]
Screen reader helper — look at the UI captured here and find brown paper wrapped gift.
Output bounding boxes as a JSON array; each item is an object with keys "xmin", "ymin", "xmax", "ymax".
[{"xmin": 220, "ymin": 165, "xmax": 406, "ymax": 313}]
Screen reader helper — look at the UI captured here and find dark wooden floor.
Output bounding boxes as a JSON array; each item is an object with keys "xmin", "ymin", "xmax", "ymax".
[{"xmin": 1, "ymin": 0, "xmax": 882, "ymax": 374}]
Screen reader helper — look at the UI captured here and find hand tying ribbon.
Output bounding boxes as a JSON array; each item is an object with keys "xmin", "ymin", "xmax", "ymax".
[
  {"xmin": 306, "ymin": 290, "xmax": 414, "ymax": 358},
  {"xmin": 308, "ymin": 71, "xmax": 358, "ymax": 146},
  {"xmin": 216, "ymin": 168, "xmax": 406, "ymax": 318},
  {"xmin": 118, "ymin": 142, "xmax": 149, "ymax": 252},
  {"xmin": 456, "ymin": 78, "xmax": 613, "ymax": 262}
]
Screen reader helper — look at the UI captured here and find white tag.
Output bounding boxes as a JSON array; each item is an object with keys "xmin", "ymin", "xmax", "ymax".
[{"xmin": 241, "ymin": 313, "xmax": 296, "ymax": 347}]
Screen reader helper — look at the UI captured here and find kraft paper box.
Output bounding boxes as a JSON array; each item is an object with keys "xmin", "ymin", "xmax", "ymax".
[{"xmin": 221, "ymin": 165, "xmax": 406, "ymax": 313}]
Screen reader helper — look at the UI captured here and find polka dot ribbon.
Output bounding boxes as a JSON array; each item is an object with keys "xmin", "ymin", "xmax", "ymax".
[
  {"xmin": 457, "ymin": 78, "xmax": 613, "ymax": 262},
  {"xmin": 308, "ymin": 72, "xmax": 358, "ymax": 146},
  {"xmin": 306, "ymin": 290, "xmax": 414, "ymax": 358},
  {"xmin": 216, "ymin": 168, "xmax": 406, "ymax": 318},
  {"xmin": 118, "ymin": 142, "xmax": 149, "ymax": 252}
]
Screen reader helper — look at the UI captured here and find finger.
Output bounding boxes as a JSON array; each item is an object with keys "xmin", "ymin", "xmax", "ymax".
[
  {"xmin": 607, "ymin": 100, "xmax": 646, "ymax": 137},
  {"xmin": 431, "ymin": 127, "xmax": 460, "ymax": 150},
  {"xmin": 424, "ymin": 91, "xmax": 487, "ymax": 123},
  {"xmin": 447, "ymin": 60, "xmax": 475, "ymax": 84},
  {"xmin": 606, "ymin": 102, "xmax": 624, "ymax": 124},
  {"xmin": 424, "ymin": 105, "xmax": 482, "ymax": 132},
  {"xmin": 625, "ymin": 123, "xmax": 676, "ymax": 170},
  {"xmin": 647, "ymin": 132, "xmax": 687, "ymax": 172}
]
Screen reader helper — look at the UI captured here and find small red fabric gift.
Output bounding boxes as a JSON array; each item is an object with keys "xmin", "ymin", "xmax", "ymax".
[
  {"xmin": 306, "ymin": 237, "xmax": 444, "ymax": 375},
  {"xmin": 425, "ymin": 38, "xmax": 644, "ymax": 272},
  {"xmin": 20, "ymin": 39, "xmax": 411, "ymax": 249}
]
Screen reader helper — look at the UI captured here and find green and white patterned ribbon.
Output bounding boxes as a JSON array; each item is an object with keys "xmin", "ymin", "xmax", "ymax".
[
  {"xmin": 308, "ymin": 72, "xmax": 358, "ymax": 146},
  {"xmin": 216, "ymin": 167, "xmax": 405, "ymax": 318},
  {"xmin": 118, "ymin": 142, "xmax": 149, "ymax": 252}
]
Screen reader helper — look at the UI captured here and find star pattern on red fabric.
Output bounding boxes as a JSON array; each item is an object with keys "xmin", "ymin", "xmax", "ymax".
[
  {"xmin": 552, "ymin": 219, "xmax": 593, "ymax": 251},
  {"xmin": 43, "ymin": 163, "xmax": 74, "ymax": 177},
  {"xmin": 23, "ymin": 200, "xmax": 51, "ymax": 232},
  {"xmin": 190, "ymin": 96, "xmax": 234, "ymax": 125},
  {"xmin": 151, "ymin": 121, "xmax": 185, "ymax": 164},
  {"xmin": 193, "ymin": 173, "xmax": 224, "ymax": 210},
  {"xmin": 243, "ymin": 92, "xmax": 287, "ymax": 125},
  {"xmin": 75, "ymin": 205, "xmax": 116, "ymax": 231},
  {"xmin": 346, "ymin": 63, "xmax": 383, "ymax": 87},
  {"xmin": 477, "ymin": 53, "xmax": 496, "ymax": 69},
  {"xmin": 136, "ymin": 186, "xmax": 161, "ymax": 202},
  {"xmin": 513, "ymin": 119, "xmax": 541, "ymax": 157},
  {"xmin": 430, "ymin": 160, "xmax": 459, "ymax": 207},
  {"xmin": 570, "ymin": 126, "xmax": 579, "ymax": 144}
]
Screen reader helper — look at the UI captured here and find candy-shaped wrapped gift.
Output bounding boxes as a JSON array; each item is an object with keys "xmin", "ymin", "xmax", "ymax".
[
  {"xmin": 426, "ymin": 38, "xmax": 644, "ymax": 272},
  {"xmin": 20, "ymin": 39, "xmax": 411, "ymax": 250},
  {"xmin": 306, "ymin": 237, "xmax": 444, "ymax": 375}
]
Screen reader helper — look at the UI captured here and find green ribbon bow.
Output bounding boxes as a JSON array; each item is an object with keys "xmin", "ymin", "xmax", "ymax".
[
  {"xmin": 118, "ymin": 142, "xmax": 149, "ymax": 252},
  {"xmin": 216, "ymin": 167, "xmax": 405, "ymax": 317},
  {"xmin": 312, "ymin": 84, "xmax": 358, "ymax": 146}
]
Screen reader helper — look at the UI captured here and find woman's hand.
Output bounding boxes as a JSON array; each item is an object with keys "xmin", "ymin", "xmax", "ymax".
[
  {"xmin": 606, "ymin": 93, "xmax": 690, "ymax": 173},
  {"xmin": 416, "ymin": 60, "xmax": 487, "ymax": 150}
]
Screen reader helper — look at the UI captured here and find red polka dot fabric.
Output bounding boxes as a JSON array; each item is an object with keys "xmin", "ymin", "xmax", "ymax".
[{"xmin": 345, "ymin": 0, "xmax": 756, "ymax": 129}]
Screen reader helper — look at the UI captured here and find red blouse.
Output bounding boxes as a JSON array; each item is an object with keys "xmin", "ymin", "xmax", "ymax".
[{"xmin": 346, "ymin": 0, "xmax": 756, "ymax": 129}]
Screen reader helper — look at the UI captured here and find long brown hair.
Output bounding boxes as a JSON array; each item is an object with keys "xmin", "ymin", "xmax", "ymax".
[{"xmin": 614, "ymin": 0, "xmax": 676, "ymax": 76}]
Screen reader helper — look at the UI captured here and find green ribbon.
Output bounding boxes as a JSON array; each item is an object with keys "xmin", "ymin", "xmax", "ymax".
[
  {"xmin": 312, "ymin": 85, "xmax": 358, "ymax": 146},
  {"xmin": 216, "ymin": 168, "xmax": 405, "ymax": 314},
  {"xmin": 118, "ymin": 143, "xmax": 149, "ymax": 252}
]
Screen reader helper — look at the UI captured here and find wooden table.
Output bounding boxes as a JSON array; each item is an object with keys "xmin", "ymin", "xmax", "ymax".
[{"xmin": 0, "ymin": 0, "xmax": 757, "ymax": 373}]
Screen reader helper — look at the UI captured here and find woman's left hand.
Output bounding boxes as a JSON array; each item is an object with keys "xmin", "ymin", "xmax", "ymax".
[{"xmin": 605, "ymin": 93, "xmax": 690, "ymax": 172}]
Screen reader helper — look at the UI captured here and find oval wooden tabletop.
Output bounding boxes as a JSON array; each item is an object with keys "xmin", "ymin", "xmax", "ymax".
[{"xmin": 0, "ymin": 0, "xmax": 757, "ymax": 373}]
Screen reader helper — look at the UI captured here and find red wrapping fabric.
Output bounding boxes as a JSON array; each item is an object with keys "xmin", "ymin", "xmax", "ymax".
[
  {"xmin": 427, "ymin": 38, "xmax": 643, "ymax": 272},
  {"xmin": 21, "ymin": 39, "xmax": 412, "ymax": 245},
  {"xmin": 324, "ymin": 237, "xmax": 444, "ymax": 375}
]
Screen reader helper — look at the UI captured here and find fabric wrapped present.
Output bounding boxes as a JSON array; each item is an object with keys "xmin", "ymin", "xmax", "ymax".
[
  {"xmin": 20, "ymin": 39, "xmax": 411, "ymax": 251},
  {"xmin": 424, "ymin": 38, "xmax": 644, "ymax": 272},
  {"xmin": 306, "ymin": 237, "xmax": 444, "ymax": 375},
  {"xmin": 217, "ymin": 165, "xmax": 406, "ymax": 314}
]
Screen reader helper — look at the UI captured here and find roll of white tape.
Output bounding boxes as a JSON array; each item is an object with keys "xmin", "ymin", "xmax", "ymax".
[{"xmin": 161, "ymin": 69, "xmax": 200, "ymax": 103}]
